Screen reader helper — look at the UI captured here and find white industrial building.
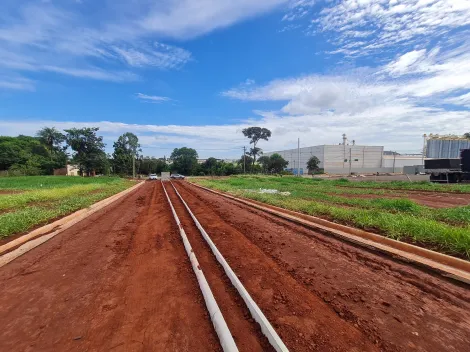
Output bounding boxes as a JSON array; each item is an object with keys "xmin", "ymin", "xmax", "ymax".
[{"xmin": 264, "ymin": 135, "xmax": 423, "ymax": 175}]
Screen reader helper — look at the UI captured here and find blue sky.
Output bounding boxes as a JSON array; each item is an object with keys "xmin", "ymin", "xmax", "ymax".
[{"xmin": 1, "ymin": 0, "xmax": 469, "ymax": 158}]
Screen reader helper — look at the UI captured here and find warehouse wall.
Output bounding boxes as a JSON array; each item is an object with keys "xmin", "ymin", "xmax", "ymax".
[
  {"xmin": 265, "ymin": 145, "xmax": 383, "ymax": 174},
  {"xmin": 264, "ymin": 146, "xmax": 324, "ymax": 173},
  {"xmin": 323, "ymin": 145, "xmax": 383, "ymax": 171},
  {"xmin": 383, "ymin": 156, "xmax": 423, "ymax": 169}
]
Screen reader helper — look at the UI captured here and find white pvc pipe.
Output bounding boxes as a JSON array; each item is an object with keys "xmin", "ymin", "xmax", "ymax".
[
  {"xmin": 161, "ymin": 181, "xmax": 238, "ymax": 352},
  {"xmin": 170, "ymin": 181, "xmax": 289, "ymax": 352}
]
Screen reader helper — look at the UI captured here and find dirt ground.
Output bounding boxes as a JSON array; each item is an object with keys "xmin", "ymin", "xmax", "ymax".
[
  {"xmin": 0, "ymin": 182, "xmax": 220, "ymax": 352},
  {"xmin": 176, "ymin": 181, "xmax": 470, "ymax": 352},
  {"xmin": 1, "ymin": 180, "xmax": 469, "ymax": 352},
  {"xmin": 336, "ymin": 189, "xmax": 470, "ymax": 208}
]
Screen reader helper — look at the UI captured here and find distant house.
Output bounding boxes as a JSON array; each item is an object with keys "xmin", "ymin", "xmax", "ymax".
[{"xmin": 53, "ymin": 164, "xmax": 80, "ymax": 176}]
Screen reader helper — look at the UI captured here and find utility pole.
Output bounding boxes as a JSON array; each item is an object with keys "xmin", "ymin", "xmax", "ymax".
[
  {"xmin": 298, "ymin": 138, "xmax": 300, "ymax": 177},
  {"xmin": 422, "ymin": 133, "xmax": 427, "ymax": 166},
  {"xmin": 243, "ymin": 146, "xmax": 246, "ymax": 174},
  {"xmin": 132, "ymin": 154, "xmax": 136, "ymax": 178},
  {"xmin": 349, "ymin": 148, "xmax": 352, "ymax": 175}
]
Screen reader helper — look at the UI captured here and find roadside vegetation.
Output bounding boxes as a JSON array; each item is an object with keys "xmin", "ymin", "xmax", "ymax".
[
  {"xmin": 0, "ymin": 176, "xmax": 134, "ymax": 239},
  {"xmin": 192, "ymin": 176, "xmax": 470, "ymax": 259}
]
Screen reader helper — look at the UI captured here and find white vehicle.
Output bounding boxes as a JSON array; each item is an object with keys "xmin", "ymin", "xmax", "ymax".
[
  {"xmin": 148, "ymin": 174, "xmax": 158, "ymax": 180},
  {"xmin": 170, "ymin": 174, "xmax": 185, "ymax": 180}
]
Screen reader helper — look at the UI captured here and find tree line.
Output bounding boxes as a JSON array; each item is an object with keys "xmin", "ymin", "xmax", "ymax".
[{"xmin": 0, "ymin": 125, "xmax": 325, "ymax": 177}]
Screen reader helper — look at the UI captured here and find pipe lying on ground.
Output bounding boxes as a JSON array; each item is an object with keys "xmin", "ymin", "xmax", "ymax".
[
  {"xmin": 170, "ymin": 181, "xmax": 289, "ymax": 352},
  {"xmin": 161, "ymin": 181, "xmax": 238, "ymax": 352}
]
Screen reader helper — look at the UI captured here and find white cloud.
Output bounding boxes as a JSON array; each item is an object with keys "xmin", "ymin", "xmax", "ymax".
[
  {"xmin": 286, "ymin": 0, "xmax": 470, "ymax": 56},
  {"xmin": 224, "ymin": 41, "xmax": 470, "ymax": 108},
  {"xmin": 218, "ymin": 40, "xmax": 469, "ymax": 153},
  {"xmin": 447, "ymin": 92, "xmax": 470, "ymax": 108},
  {"xmin": 0, "ymin": 77, "xmax": 35, "ymax": 91},
  {"xmin": 0, "ymin": 0, "xmax": 287, "ymax": 89},
  {"xmin": 384, "ymin": 49, "xmax": 427, "ymax": 76},
  {"xmin": 223, "ymin": 73, "xmax": 396, "ymax": 114},
  {"xmin": 135, "ymin": 93, "xmax": 172, "ymax": 102},
  {"xmin": 112, "ymin": 43, "xmax": 191, "ymax": 69},
  {"xmin": 0, "ymin": 102, "xmax": 467, "ymax": 158},
  {"xmin": 141, "ymin": 0, "xmax": 288, "ymax": 39}
]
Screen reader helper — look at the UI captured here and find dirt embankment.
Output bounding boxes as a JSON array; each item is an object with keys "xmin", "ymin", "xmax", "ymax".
[{"xmin": 178, "ymin": 181, "xmax": 470, "ymax": 352}]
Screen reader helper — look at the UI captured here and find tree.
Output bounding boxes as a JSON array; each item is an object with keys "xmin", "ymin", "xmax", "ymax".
[
  {"xmin": 0, "ymin": 135, "xmax": 61, "ymax": 175},
  {"xmin": 139, "ymin": 157, "xmax": 169, "ymax": 175},
  {"xmin": 242, "ymin": 127, "xmax": 272, "ymax": 165},
  {"xmin": 238, "ymin": 154, "xmax": 254, "ymax": 173},
  {"xmin": 202, "ymin": 157, "xmax": 219, "ymax": 175},
  {"xmin": 170, "ymin": 147, "xmax": 198, "ymax": 175},
  {"xmin": 307, "ymin": 155, "xmax": 321, "ymax": 174},
  {"xmin": 258, "ymin": 156, "xmax": 270, "ymax": 173},
  {"xmin": 464, "ymin": 132, "xmax": 470, "ymax": 140},
  {"xmin": 255, "ymin": 154, "xmax": 289, "ymax": 174},
  {"xmin": 36, "ymin": 127, "xmax": 66, "ymax": 155},
  {"xmin": 112, "ymin": 132, "xmax": 141, "ymax": 177},
  {"xmin": 64, "ymin": 127, "xmax": 107, "ymax": 176},
  {"xmin": 246, "ymin": 147, "xmax": 263, "ymax": 167}
]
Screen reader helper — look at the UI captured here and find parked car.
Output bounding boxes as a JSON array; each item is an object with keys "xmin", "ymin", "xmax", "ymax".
[
  {"xmin": 148, "ymin": 174, "xmax": 158, "ymax": 180},
  {"xmin": 170, "ymin": 174, "xmax": 185, "ymax": 180}
]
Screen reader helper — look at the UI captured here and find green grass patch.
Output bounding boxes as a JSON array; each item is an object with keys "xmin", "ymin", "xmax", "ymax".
[
  {"xmin": 0, "ymin": 176, "xmax": 126, "ymax": 190},
  {"xmin": 192, "ymin": 176, "xmax": 470, "ymax": 258},
  {"xmin": 0, "ymin": 176, "xmax": 134, "ymax": 238}
]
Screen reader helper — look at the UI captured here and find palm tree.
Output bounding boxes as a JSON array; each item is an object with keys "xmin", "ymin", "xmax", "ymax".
[{"xmin": 36, "ymin": 127, "xmax": 65, "ymax": 154}]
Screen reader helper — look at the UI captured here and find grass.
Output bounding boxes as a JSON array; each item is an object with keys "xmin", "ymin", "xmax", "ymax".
[
  {"xmin": 0, "ymin": 176, "xmax": 134, "ymax": 238},
  {"xmin": 0, "ymin": 176, "xmax": 124, "ymax": 190},
  {"xmin": 192, "ymin": 176, "xmax": 470, "ymax": 259}
]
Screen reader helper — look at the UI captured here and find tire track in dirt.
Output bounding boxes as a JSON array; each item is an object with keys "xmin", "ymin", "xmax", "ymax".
[
  {"xmin": 164, "ymin": 181, "xmax": 274, "ymax": 352},
  {"xmin": 0, "ymin": 181, "xmax": 220, "ymax": 352},
  {"xmin": 178, "ymin": 181, "xmax": 470, "ymax": 352}
]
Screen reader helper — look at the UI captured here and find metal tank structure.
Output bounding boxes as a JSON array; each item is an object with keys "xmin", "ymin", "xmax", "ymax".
[{"xmin": 426, "ymin": 137, "xmax": 470, "ymax": 159}]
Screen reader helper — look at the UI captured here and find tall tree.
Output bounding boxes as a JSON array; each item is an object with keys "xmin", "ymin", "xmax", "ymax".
[
  {"xmin": 464, "ymin": 132, "xmax": 470, "ymax": 140},
  {"xmin": 246, "ymin": 147, "xmax": 263, "ymax": 167},
  {"xmin": 36, "ymin": 127, "xmax": 66, "ymax": 155},
  {"xmin": 170, "ymin": 147, "xmax": 198, "ymax": 175},
  {"xmin": 112, "ymin": 132, "xmax": 141, "ymax": 177},
  {"xmin": 64, "ymin": 127, "xmax": 106, "ymax": 176},
  {"xmin": 307, "ymin": 155, "xmax": 321, "ymax": 173},
  {"xmin": 242, "ymin": 127, "xmax": 271, "ymax": 166}
]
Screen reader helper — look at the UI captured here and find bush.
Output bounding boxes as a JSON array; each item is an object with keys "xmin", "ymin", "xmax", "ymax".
[{"xmin": 280, "ymin": 170, "xmax": 294, "ymax": 175}]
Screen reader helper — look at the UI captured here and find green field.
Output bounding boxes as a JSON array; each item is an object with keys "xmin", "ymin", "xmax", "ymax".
[
  {"xmin": 0, "ymin": 176, "xmax": 134, "ymax": 239},
  {"xmin": 192, "ymin": 176, "xmax": 470, "ymax": 259}
]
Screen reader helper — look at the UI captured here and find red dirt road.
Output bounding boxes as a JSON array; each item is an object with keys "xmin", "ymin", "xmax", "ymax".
[
  {"xmin": 1, "ymin": 180, "xmax": 469, "ymax": 352},
  {"xmin": 0, "ymin": 182, "xmax": 220, "ymax": 352}
]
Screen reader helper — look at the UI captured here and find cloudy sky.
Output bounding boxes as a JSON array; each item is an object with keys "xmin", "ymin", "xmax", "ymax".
[{"xmin": 1, "ymin": 0, "xmax": 469, "ymax": 158}]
